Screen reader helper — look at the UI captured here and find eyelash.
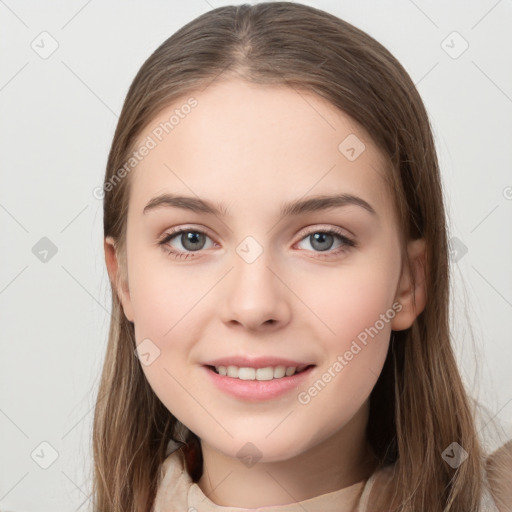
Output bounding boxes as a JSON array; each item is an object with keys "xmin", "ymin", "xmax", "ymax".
[{"xmin": 157, "ymin": 226, "xmax": 356, "ymax": 260}]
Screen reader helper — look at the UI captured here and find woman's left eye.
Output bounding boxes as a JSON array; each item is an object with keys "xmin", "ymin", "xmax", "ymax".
[
  {"xmin": 158, "ymin": 227, "xmax": 356, "ymax": 260},
  {"xmin": 295, "ymin": 228, "xmax": 356, "ymax": 256}
]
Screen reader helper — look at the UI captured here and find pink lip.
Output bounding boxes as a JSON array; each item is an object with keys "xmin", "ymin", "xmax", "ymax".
[
  {"xmin": 202, "ymin": 364, "xmax": 316, "ymax": 402},
  {"xmin": 202, "ymin": 356, "xmax": 314, "ymax": 370}
]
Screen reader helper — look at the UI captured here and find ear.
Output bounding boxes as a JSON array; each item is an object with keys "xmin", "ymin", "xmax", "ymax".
[
  {"xmin": 104, "ymin": 236, "xmax": 134, "ymax": 322},
  {"xmin": 391, "ymin": 238, "xmax": 427, "ymax": 331}
]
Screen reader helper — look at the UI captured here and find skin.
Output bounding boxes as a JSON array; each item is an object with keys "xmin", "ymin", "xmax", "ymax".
[{"xmin": 105, "ymin": 77, "xmax": 426, "ymax": 508}]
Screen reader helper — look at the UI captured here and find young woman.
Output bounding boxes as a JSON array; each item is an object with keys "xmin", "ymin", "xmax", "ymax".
[{"xmin": 93, "ymin": 3, "xmax": 512, "ymax": 511}]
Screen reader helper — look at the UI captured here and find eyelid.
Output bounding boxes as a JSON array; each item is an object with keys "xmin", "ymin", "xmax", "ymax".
[
  {"xmin": 157, "ymin": 224, "xmax": 216, "ymax": 247},
  {"xmin": 159, "ymin": 224, "xmax": 213, "ymax": 239},
  {"xmin": 295, "ymin": 223, "xmax": 353, "ymax": 241}
]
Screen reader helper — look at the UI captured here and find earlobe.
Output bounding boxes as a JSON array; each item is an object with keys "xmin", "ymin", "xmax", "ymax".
[
  {"xmin": 391, "ymin": 238, "xmax": 427, "ymax": 331},
  {"xmin": 104, "ymin": 236, "xmax": 135, "ymax": 322}
]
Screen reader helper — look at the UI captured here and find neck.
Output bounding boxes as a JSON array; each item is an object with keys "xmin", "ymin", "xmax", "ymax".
[{"xmin": 197, "ymin": 401, "xmax": 377, "ymax": 508}]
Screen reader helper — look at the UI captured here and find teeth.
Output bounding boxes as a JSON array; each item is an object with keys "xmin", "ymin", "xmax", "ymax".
[{"xmin": 214, "ymin": 365, "xmax": 303, "ymax": 380}]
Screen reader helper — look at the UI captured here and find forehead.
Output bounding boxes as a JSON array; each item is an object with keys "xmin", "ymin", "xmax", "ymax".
[{"xmin": 128, "ymin": 78, "xmax": 394, "ymax": 221}]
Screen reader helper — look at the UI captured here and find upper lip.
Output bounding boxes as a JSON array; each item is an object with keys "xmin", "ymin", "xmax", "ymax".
[{"xmin": 202, "ymin": 356, "xmax": 315, "ymax": 371}]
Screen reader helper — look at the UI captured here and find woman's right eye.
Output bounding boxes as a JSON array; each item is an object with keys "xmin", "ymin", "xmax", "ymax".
[{"xmin": 158, "ymin": 229, "xmax": 214, "ymax": 259}]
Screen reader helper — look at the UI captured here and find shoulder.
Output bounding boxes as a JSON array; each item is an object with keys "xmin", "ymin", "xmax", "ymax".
[
  {"xmin": 485, "ymin": 439, "xmax": 512, "ymax": 512},
  {"xmin": 357, "ymin": 463, "xmax": 396, "ymax": 511},
  {"xmin": 359, "ymin": 448, "xmax": 512, "ymax": 512},
  {"xmin": 152, "ymin": 443, "xmax": 192, "ymax": 512},
  {"xmin": 474, "ymin": 400, "xmax": 512, "ymax": 511}
]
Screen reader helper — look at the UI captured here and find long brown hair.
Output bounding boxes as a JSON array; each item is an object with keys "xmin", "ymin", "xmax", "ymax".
[{"xmin": 93, "ymin": 3, "xmax": 487, "ymax": 510}]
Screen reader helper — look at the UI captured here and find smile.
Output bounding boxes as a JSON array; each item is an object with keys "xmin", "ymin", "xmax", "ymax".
[
  {"xmin": 209, "ymin": 364, "xmax": 313, "ymax": 380},
  {"xmin": 203, "ymin": 364, "xmax": 316, "ymax": 401}
]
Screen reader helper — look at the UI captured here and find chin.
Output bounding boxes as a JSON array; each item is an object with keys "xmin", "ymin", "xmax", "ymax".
[{"xmin": 206, "ymin": 435, "xmax": 311, "ymax": 465}]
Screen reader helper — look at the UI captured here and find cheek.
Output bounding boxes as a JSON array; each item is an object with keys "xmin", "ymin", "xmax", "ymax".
[
  {"xmin": 126, "ymin": 250, "xmax": 210, "ymax": 405},
  {"xmin": 293, "ymin": 275, "xmax": 393, "ymax": 442},
  {"xmin": 128, "ymin": 246, "xmax": 199, "ymax": 340},
  {"xmin": 295, "ymin": 260, "xmax": 397, "ymax": 399},
  {"xmin": 128, "ymin": 260, "xmax": 209, "ymax": 429},
  {"xmin": 299, "ymin": 258, "xmax": 398, "ymax": 345}
]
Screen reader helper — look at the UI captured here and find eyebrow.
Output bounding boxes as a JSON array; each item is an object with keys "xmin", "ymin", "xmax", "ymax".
[{"xmin": 142, "ymin": 192, "xmax": 377, "ymax": 218}]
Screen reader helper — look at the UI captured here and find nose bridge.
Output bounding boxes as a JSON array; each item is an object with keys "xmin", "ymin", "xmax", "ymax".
[
  {"xmin": 220, "ymin": 234, "xmax": 290, "ymax": 329},
  {"xmin": 232, "ymin": 234, "xmax": 278, "ymax": 303}
]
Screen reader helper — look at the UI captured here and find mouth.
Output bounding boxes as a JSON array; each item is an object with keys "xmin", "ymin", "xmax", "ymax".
[
  {"xmin": 203, "ymin": 363, "xmax": 317, "ymax": 401},
  {"xmin": 205, "ymin": 364, "xmax": 316, "ymax": 381}
]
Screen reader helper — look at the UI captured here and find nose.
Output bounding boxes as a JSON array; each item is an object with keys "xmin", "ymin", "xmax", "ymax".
[{"xmin": 219, "ymin": 249, "xmax": 291, "ymax": 332}]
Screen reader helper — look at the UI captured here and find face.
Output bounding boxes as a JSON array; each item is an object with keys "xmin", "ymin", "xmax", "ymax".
[{"xmin": 107, "ymin": 77, "xmax": 423, "ymax": 463}]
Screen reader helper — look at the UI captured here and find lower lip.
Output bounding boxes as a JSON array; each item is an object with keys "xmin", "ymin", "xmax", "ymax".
[{"xmin": 203, "ymin": 365, "xmax": 315, "ymax": 402}]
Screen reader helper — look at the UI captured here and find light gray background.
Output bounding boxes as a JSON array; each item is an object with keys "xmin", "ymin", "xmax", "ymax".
[{"xmin": 1, "ymin": 1, "xmax": 511, "ymax": 510}]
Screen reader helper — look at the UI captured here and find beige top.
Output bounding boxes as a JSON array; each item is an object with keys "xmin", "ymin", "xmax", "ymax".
[
  {"xmin": 152, "ymin": 439, "xmax": 511, "ymax": 512},
  {"xmin": 152, "ymin": 445, "xmax": 395, "ymax": 512}
]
